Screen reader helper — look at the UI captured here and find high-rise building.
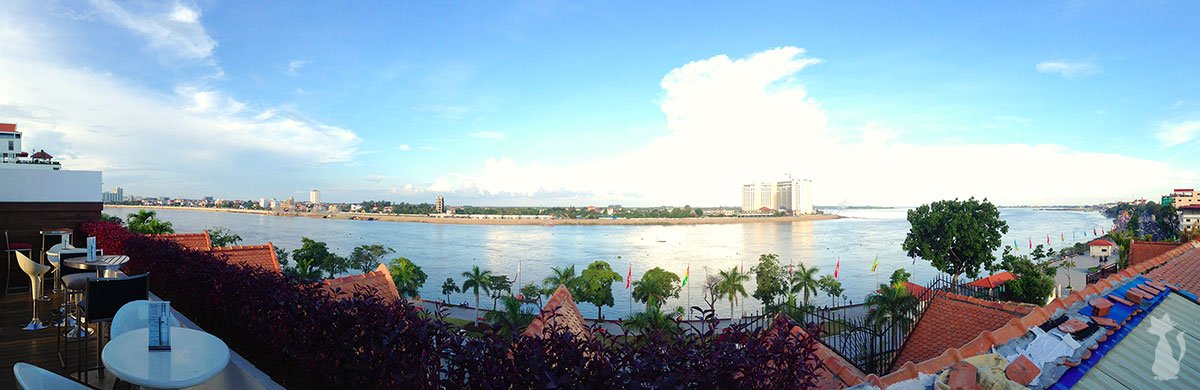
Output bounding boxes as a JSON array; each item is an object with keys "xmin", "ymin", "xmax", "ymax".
[
  {"xmin": 741, "ymin": 178, "xmax": 815, "ymax": 215},
  {"xmin": 310, "ymin": 189, "xmax": 321, "ymax": 205},
  {"xmin": 435, "ymin": 196, "xmax": 445, "ymax": 214},
  {"xmin": 259, "ymin": 197, "xmax": 268, "ymax": 208},
  {"xmin": 102, "ymin": 186, "xmax": 124, "ymax": 203}
]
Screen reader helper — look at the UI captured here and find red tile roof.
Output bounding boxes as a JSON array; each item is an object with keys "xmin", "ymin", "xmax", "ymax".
[
  {"xmin": 153, "ymin": 231, "xmax": 213, "ymax": 251},
  {"xmin": 1088, "ymin": 239, "xmax": 1115, "ymax": 247},
  {"xmin": 0, "ymin": 123, "xmax": 15, "ymax": 133},
  {"xmin": 790, "ymin": 324, "xmax": 866, "ymax": 388},
  {"xmin": 862, "ymin": 239, "xmax": 1200, "ymax": 388},
  {"xmin": 210, "ymin": 243, "xmax": 280, "ymax": 274},
  {"xmin": 966, "ymin": 271, "xmax": 1016, "ymax": 289},
  {"xmin": 523, "ymin": 284, "xmax": 590, "ymax": 339},
  {"xmin": 1129, "ymin": 241, "xmax": 1181, "ymax": 267},
  {"xmin": 29, "ymin": 150, "xmax": 52, "ymax": 159},
  {"xmin": 323, "ymin": 263, "xmax": 401, "ymax": 304},
  {"xmin": 900, "ymin": 281, "xmax": 933, "ymax": 301},
  {"xmin": 890, "ymin": 292, "xmax": 1033, "ymax": 370}
]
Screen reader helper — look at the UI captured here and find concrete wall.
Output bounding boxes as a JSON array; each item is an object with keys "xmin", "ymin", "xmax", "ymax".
[{"xmin": 0, "ymin": 169, "xmax": 102, "ymax": 202}]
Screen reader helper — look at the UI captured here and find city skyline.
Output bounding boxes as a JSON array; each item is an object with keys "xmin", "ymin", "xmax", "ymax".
[{"xmin": 3, "ymin": 2, "xmax": 1199, "ymax": 206}]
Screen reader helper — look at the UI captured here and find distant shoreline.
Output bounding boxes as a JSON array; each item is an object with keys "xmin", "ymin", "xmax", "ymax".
[{"xmin": 105, "ymin": 205, "xmax": 842, "ymax": 225}]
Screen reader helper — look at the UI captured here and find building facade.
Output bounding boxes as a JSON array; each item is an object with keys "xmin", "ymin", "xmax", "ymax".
[
  {"xmin": 741, "ymin": 178, "xmax": 815, "ymax": 215},
  {"xmin": 309, "ymin": 189, "xmax": 321, "ymax": 205},
  {"xmin": 435, "ymin": 196, "xmax": 445, "ymax": 214},
  {"xmin": 1164, "ymin": 188, "xmax": 1199, "ymax": 208},
  {"xmin": 102, "ymin": 186, "xmax": 124, "ymax": 203},
  {"xmin": 1181, "ymin": 205, "xmax": 1200, "ymax": 233}
]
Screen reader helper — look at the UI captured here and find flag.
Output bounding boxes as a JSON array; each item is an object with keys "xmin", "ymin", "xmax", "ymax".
[
  {"xmin": 682, "ymin": 264, "xmax": 690, "ymax": 287},
  {"xmin": 1102, "ymin": 228, "xmax": 1106, "ymax": 235},
  {"xmin": 1061, "ymin": 232, "xmax": 1064, "ymax": 242},
  {"xmin": 515, "ymin": 261, "xmax": 521, "ymax": 286},
  {"xmin": 1029, "ymin": 238, "xmax": 1032, "ymax": 249},
  {"xmin": 835, "ymin": 257, "xmax": 840, "ymax": 279},
  {"xmin": 789, "ymin": 259, "xmax": 794, "ymax": 278},
  {"xmin": 1093, "ymin": 227, "xmax": 1097, "ymax": 236},
  {"xmin": 626, "ymin": 262, "xmax": 632, "ymax": 289},
  {"xmin": 1014, "ymin": 239, "xmax": 1019, "ymax": 251},
  {"xmin": 871, "ymin": 255, "xmax": 879, "ymax": 272},
  {"xmin": 1047, "ymin": 235, "xmax": 1051, "ymax": 244}
]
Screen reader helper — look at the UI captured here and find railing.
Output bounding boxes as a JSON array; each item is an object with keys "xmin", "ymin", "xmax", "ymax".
[{"xmin": 1085, "ymin": 263, "xmax": 1118, "ymax": 285}]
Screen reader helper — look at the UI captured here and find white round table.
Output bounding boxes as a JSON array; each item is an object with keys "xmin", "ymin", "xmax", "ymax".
[{"xmin": 102, "ymin": 327, "xmax": 230, "ymax": 389}]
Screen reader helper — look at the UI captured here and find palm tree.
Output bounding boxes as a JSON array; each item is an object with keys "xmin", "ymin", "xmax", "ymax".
[
  {"xmin": 126, "ymin": 210, "xmax": 174, "ymax": 234},
  {"xmin": 461, "ymin": 266, "xmax": 493, "ymax": 325},
  {"xmin": 624, "ymin": 305, "xmax": 683, "ymax": 335},
  {"xmin": 790, "ymin": 263, "xmax": 820, "ymax": 306},
  {"xmin": 387, "ymin": 257, "xmax": 428, "ymax": 299},
  {"xmin": 542, "ymin": 265, "xmax": 578, "ymax": 295},
  {"xmin": 1060, "ymin": 258, "xmax": 1078, "ymax": 289},
  {"xmin": 864, "ymin": 282, "xmax": 920, "ymax": 329},
  {"xmin": 441, "ymin": 277, "xmax": 459, "ymax": 304},
  {"xmin": 483, "ymin": 296, "xmax": 535, "ymax": 337},
  {"xmin": 715, "ymin": 266, "xmax": 750, "ymax": 319}
]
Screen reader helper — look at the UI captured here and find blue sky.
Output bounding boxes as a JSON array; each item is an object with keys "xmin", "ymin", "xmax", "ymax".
[{"xmin": 2, "ymin": 1, "xmax": 1198, "ymax": 206}]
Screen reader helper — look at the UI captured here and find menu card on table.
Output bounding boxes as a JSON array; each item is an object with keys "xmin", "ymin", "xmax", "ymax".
[
  {"xmin": 86, "ymin": 236, "xmax": 97, "ymax": 262},
  {"xmin": 148, "ymin": 301, "xmax": 172, "ymax": 351}
]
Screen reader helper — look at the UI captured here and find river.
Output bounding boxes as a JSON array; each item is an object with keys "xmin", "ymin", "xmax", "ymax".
[{"xmin": 106, "ymin": 207, "xmax": 1111, "ymax": 319}]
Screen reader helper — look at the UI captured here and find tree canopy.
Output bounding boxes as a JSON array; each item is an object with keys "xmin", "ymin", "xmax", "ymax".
[
  {"xmin": 290, "ymin": 237, "xmax": 347, "ymax": 279},
  {"xmin": 902, "ymin": 198, "xmax": 1009, "ymax": 280},
  {"xmin": 577, "ymin": 260, "xmax": 624, "ymax": 320},
  {"xmin": 714, "ymin": 266, "xmax": 750, "ymax": 318},
  {"xmin": 208, "ymin": 226, "xmax": 242, "ymax": 247},
  {"xmin": 387, "ymin": 256, "xmax": 427, "ymax": 299},
  {"xmin": 632, "ymin": 267, "xmax": 681, "ymax": 309},
  {"xmin": 126, "ymin": 210, "xmax": 174, "ymax": 234},
  {"xmin": 349, "ymin": 244, "xmax": 394, "ymax": 273},
  {"xmin": 751, "ymin": 254, "xmax": 788, "ymax": 308},
  {"xmin": 817, "ymin": 275, "xmax": 844, "ymax": 307}
]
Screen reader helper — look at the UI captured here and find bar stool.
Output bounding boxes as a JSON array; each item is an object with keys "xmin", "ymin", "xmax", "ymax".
[
  {"xmin": 5, "ymin": 230, "xmax": 34, "ymax": 296},
  {"xmin": 16, "ymin": 251, "xmax": 50, "ymax": 331},
  {"xmin": 39, "ymin": 228, "xmax": 72, "ymax": 264}
]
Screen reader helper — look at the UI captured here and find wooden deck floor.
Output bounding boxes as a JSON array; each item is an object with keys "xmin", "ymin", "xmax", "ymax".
[{"xmin": 0, "ymin": 285, "xmax": 100, "ymax": 389}]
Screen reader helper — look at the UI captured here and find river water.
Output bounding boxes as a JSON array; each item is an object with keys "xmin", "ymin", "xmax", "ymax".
[{"xmin": 106, "ymin": 207, "xmax": 1111, "ymax": 319}]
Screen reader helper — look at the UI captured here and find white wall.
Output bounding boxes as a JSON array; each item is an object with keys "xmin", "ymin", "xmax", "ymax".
[{"xmin": 0, "ymin": 169, "xmax": 102, "ymax": 202}]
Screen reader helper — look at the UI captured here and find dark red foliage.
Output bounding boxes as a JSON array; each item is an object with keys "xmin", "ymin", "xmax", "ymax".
[{"xmin": 81, "ymin": 221, "xmax": 824, "ymax": 389}]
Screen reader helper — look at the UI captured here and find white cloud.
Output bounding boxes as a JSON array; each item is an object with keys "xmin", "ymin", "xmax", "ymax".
[
  {"xmin": 398, "ymin": 144, "xmax": 412, "ymax": 151},
  {"xmin": 0, "ymin": 2, "xmax": 361, "ymax": 193},
  {"xmin": 469, "ymin": 131, "xmax": 507, "ymax": 140},
  {"xmin": 1156, "ymin": 120, "xmax": 1200, "ymax": 147},
  {"xmin": 421, "ymin": 47, "xmax": 1191, "ymax": 206},
  {"xmin": 1036, "ymin": 60, "xmax": 1101, "ymax": 78},
  {"xmin": 285, "ymin": 60, "xmax": 310, "ymax": 76},
  {"xmin": 87, "ymin": 0, "xmax": 216, "ymax": 60}
]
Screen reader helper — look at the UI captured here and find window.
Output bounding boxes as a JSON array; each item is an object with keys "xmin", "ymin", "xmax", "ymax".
[{"xmin": 7, "ymin": 140, "xmax": 11, "ymax": 150}]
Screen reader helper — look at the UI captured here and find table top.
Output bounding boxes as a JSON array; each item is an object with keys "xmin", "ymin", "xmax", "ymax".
[
  {"xmin": 102, "ymin": 327, "xmax": 230, "ymax": 389},
  {"xmin": 62, "ymin": 254, "xmax": 129, "ymax": 270},
  {"xmin": 39, "ymin": 229, "xmax": 72, "ymax": 236}
]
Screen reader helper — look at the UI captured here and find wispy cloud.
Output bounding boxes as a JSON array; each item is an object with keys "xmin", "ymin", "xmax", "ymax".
[
  {"xmin": 1036, "ymin": 60, "xmax": 1101, "ymax": 78},
  {"xmin": 285, "ymin": 60, "xmax": 310, "ymax": 76},
  {"xmin": 1156, "ymin": 120, "xmax": 1200, "ymax": 147},
  {"xmin": 470, "ymin": 131, "xmax": 507, "ymax": 140},
  {"xmin": 87, "ymin": 0, "xmax": 216, "ymax": 61},
  {"xmin": 398, "ymin": 144, "xmax": 412, "ymax": 151}
]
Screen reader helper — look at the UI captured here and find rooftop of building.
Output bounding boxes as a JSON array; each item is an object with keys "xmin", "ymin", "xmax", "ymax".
[
  {"xmin": 152, "ymin": 231, "xmax": 213, "ymax": 251},
  {"xmin": 966, "ymin": 271, "xmax": 1016, "ymax": 289},
  {"xmin": 890, "ymin": 292, "xmax": 1033, "ymax": 371},
  {"xmin": 523, "ymin": 284, "xmax": 590, "ymax": 339},
  {"xmin": 210, "ymin": 243, "xmax": 281, "ymax": 274},
  {"xmin": 323, "ymin": 263, "xmax": 401, "ymax": 304},
  {"xmin": 0, "ymin": 123, "xmax": 15, "ymax": 133},
  {"xmin": 1089, "ymin": 238, "xmax": 1116, "ymax": 246},
  {"xmin": 1129, "ymin": 240, "xmax": 1182, "ymax": 267}
]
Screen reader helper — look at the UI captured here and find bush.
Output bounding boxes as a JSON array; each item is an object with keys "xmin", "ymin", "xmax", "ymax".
[{"xmin": 83, "ymin": 221, "xmax": 823, "ymax": 389}]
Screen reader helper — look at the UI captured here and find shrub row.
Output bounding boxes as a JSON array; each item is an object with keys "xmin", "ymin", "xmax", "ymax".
[{"xmin": 83, "ymin": 221, "xmax": 823, "ymax": 389}]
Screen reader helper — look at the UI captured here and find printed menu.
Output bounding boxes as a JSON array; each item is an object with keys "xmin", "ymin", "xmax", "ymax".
[
  {"xmin": 86, "ymin": 236, "xmax": 97, "ymax": 262},
  {"xmin": 148, "ymin": 301, "xmax": 172, "ymax": 351}
]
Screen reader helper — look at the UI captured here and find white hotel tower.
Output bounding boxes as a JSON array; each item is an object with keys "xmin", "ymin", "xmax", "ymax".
[{"xmin": 742, "ymin": 178, "xmax": 815, "ymax": 215}]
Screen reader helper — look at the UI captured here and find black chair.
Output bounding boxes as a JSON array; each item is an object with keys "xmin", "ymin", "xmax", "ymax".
[
  {"xmin": 56, "ymin": 249, "xmax": 100, "ymax": 368},
  {"xmin": 76, "ymin": 273, "xmax": 148, "ymax": 381}
]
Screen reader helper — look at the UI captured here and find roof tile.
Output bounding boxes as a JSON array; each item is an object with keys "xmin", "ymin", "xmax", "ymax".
[
  {"xmin": 1129, "ymin": 241, "xmax": 1181, "ymax": 267},
  {"xmin": 153, "ymin": 231, "xmax": 212, "ymax": 251},
  {"xmin": 523, "ymin": 284, "xmax": 590, "ymax": 339},
  {"xmin": 890, "ymin": 292, "xmax": 1028, "ymax": 370},
  {"xmin": 323, "ymin": 263, "xmax": 401, "ymax": 304},
  {"xmin": 210, "ymin": 243, "xmax": 280, "ymax": 273}
]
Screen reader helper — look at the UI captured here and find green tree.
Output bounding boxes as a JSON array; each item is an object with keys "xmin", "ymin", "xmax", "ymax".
[
  {"xmin": 790, "ymin": 263, "xmax": 820, "ymax": 306},
  {"xmin": 752, "ymin": 254, "xmax": 788, "ymax": 309},
  {"xmin": 889, "ymin": 268, "xmax": 911, "ymax": 286},
  {"xmin": 542, "ymin": 265, "xmax": 579, "ymax": 295},
  {"xmin": 441, "ymin": 277, "xmax": 459, "ymax": 304},
  {"xmin": 349, "ymin": 244, "xmax": 394, "ymax": 273},
  {"xmin": 577, "ymin": 260, "xmax": 624, "ymax": 320},
  {"xmin": 126, "ymin": 210, "xmax": 174, "ymax": 234},
  {"xmin": 100, "ymin": 213, "xmax": 124, "ymax": 225},
  {"xmin": 207, "ymin": 226, "xmax": 242, "ymax": 247},
  {"xmin": 488, "ymin": 275, "xmax": 514, "ymax": 310},
  {"xmin": 714, "ymin": 266, "xmax": 750, "ymax": 318},
  {"xmin": 624, "ymin": 305, "xmax": 684, "ymax": 335},
  {"xmin": 274, "ymin": 246, "xmax": 289, "ymax": 271},
  {"xmin": 1060, "ymin": 257, "xmax": 1078, "ymax": 289},
  {"xmin": 817, "ymin": 275, "xmax": 844, "ymax": 306},
  {"xmin": 519, "ymin": 282, "xmax": 543, "ymax": 306},
  {"xmin": 902, "ymin": 198, "xmax": 1009, "ymax": 280},
  {"xmin": 998, "ymin": 251, "xmax": 1056, "ymax": 305},
  {"xmin": 632, "ymin": 267, "xmax": 681, "ymax": 309},
  {"xmin": 461, "ymin": 266, "xmax": 493, "ymax": 325},
  {"xmin": 864, "ymin": 282, "xmax": 919, "ymax": 329},
  {"xmin": 289, "ymin": 237, "xmax": 347, "ymax": 279},
  {"xmin": 387, "ymin": 257, "xmax": 427, "ymax": 299},
  {"xmin": 483, "ymin": 295, "xmax": 535, "ymax": 337}
]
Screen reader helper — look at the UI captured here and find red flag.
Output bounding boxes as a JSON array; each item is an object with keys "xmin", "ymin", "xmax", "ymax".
[
  {"xmin": 789, "ymin": 259, "xmax": 794, "ymax": 278},
  {"xmin": 835, "ymin": 257, "xmax": 840, "ymax": 279},
  {"xmin": 1102, "ymin": 228, "xmax": 1106, "ymax": 235},
  {"xmin": 1047, "ymin": 235, "xmax": 1051, "ymax": 244},
  {"xmin": 1061, "ymin": 232, "xmax": 1064, "ymax": 242},
  {"xmin": 1029, "ymin": 238, "xmax": 1032, "ymax": 249},
  {"xmin": 626, "ymin": 263, "xmax": 632, "ymax": 289},
  {"xmin": 1093, "ymin": 227, "xmax": 1097, "ymax": 236}
]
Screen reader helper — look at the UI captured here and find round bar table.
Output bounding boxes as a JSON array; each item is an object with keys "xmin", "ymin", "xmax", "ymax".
[
  {"xmin": 62, "ymin": 255, "xmax": 129, "ymax": 278},
  {"xmin": 102, "ymin": 327, "xmax": 230, "ymax": 389}
]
